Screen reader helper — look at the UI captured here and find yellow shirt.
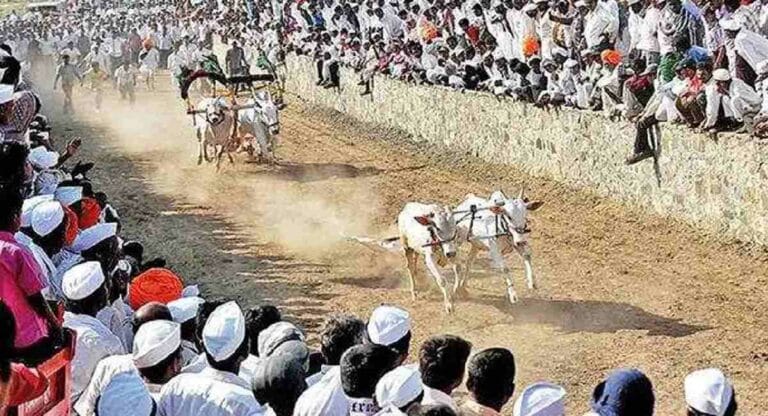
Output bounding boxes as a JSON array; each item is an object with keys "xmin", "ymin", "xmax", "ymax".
[{"xmin": 82, "ymin": 69, "xmax": 108, "ymax": 91}]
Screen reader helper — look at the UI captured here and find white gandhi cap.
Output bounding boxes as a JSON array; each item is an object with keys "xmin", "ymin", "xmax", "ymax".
[
  {"xmin": 21, "ymin": 195, "xmax": 54, "ymax": 228},
  {"xmin": 684, "ymin": 368, "xmax": 733, "ymax": 416},
  {"xmin": 513, "ymin": 382, "xmax": 566, "ymax": 416},
  {"xmin": 54, "ymin": 186, "xmax": 83, "ymax": 207},
  {"xmin": 71, "ymin": 223, "xmax": 118, "ymax": 253},
  {"xmin": 712, "ymin": 68, "xmax": 731, "ymax": 82},
  {"xmin": 367, "ymin": 305, "xmax": 411, "ymax": 346},
  {"xmin": 133, "ymin": 320, "xmax": 182, "ymax": 368},
  {"xmin": 167, "ymin": 296, "xmax": 205, "ymax": 323},
  {"xmin": 375, "ymin": 365, "xmax": 423, "ymax": 408},
  {"xmin": 28, "ymin": 146, "xmax": 59, "ymax": 170},
  {"xmin": 203, "ymin": 301, "xmax": 246, "ymax": 362},
  {"xmin": 97, "ymin": 372, "xmax": 154, "ymax": 416},
  {"xmin": 62, "ymin": 261, "xmax": 105, "ymax": 300},
  {"xmin": 31, "ymin": 201, "xmax": 64, "ymax": 237}
]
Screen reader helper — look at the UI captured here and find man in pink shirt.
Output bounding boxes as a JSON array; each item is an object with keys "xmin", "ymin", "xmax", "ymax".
[{"xmin": 0, "ymin": 190, "xmax": 62, "ymax": 365}]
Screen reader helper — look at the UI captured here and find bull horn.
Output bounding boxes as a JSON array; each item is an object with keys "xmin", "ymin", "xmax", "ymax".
[{"xmin": 518, "ymin": 184, "xmax": 526, "ymax": 200}]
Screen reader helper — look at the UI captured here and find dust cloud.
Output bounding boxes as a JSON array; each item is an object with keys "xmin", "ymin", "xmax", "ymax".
[{"xmin": 55, "ymin": 85, "xmax": 384, "ymax": 260}]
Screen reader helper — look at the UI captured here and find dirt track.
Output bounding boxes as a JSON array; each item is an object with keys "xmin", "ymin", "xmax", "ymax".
[{"xmin": 48, "ymin": 82, "xmax": 768, "ymax": 414}]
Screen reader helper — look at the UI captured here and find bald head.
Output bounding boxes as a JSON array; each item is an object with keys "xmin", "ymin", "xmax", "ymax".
[{"xmin": 132, "ymin": 301, "xmax": 172, "ymax": 333}]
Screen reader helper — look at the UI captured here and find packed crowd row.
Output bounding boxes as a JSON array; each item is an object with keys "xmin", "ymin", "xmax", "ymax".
[
  {"xmin": 0, "ymin": 0, "xmax": 746, "ymax": 415},
  {"xmin": 275, "ymin": 0, "xmax": 768, "ymax": 161}
]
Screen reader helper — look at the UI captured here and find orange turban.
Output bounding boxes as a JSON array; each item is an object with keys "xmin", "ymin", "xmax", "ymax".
[
  {"xmin": 78, "ymin": 197, "xmax": 101, "ymax": 230},
  {"xmin": 142, "ymin": 37, "xmax": 154, "ymax": 49},
  {"xmin": 600, "ymin": 49, "xmax": 621, "ymax": 66},
  {"xmin": 522, "ymin": 35, "xmax": 540, "ymax": 58},
  {"xmin": 63, "ymin": 206, "xmax": 79, "ymax": 246},
  {"xmin": 129, "ymin": 268, "xmax": 183, "ymax": 310}
]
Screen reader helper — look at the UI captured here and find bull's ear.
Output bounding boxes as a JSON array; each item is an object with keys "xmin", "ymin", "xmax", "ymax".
[
  {"xmin": 526, "ymin": 201, "xmax": 544, "ymax": 211},
  {"xmin": 414, "ymin": 216, "xmax": 432, "ymax": 226}
]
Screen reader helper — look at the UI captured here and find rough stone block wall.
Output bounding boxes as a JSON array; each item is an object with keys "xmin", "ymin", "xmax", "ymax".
[{"xmin": 285, "ymin": 55, "xmax": 768, "ymax": 245}]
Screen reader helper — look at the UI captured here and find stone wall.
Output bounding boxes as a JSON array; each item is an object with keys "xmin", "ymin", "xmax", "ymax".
[{"xmin": 284, "ymin": 55, "xmax": 768, "ymax": 245}]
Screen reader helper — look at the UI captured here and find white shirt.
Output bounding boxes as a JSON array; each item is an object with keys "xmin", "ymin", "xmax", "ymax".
[
  {"xmin": 63, "ymin": 312, "xmax": 126, "ymax": 403},
  {"xmin": 293, "ymin": 366, "xmax": 349, "ymax": 416},
  {"xmin": 158, "ymin": 33, "xmax": 174, "ymax": 50},
  {"xmin": 95, "ymin": 297, "xmax": 133, "ymax": 352},
  {"xmin": 180, "ymin": 340, "xmax": 199, "ymax": 367},
  {"xmin": 305, "ymin": 365, "xmax": 333, "ymax": 388},
  {"xmin": 13, "ymin": 233, "xmax": 58, "ymax": 299},
  {"xmin": 238, "ymin": 354, "xmax": 262, "ymax": 385},
  {"xmin": 735, "ymin": 29, "xmax": 768, "ymax": 73},
  {"xmin": 584, "ymin": 4, "xmax": 618, "ymax": 48},
  {"xmin": 74, "ymin": 354, "xmax": 137, "ymax": 416},
  {"xmin": 421, "ymin": 386, "xmax": 459, "ymax": 413},
  {"xmin": 140, "ymin": 48, "xmax": 160, "ymax": 71},
  {"xmin": 114, "ymin": 66, "xmax": 137, "ymax": 88},
  {"xmin": 158, "ymin": 367, "xmax": 265, "ymax": 416}
]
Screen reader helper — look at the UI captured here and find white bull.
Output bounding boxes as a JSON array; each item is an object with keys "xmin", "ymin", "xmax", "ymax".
[
  {"xmin": 454, "ymin": 188, "xmax": 543, "ymax": 304},
  {"xmin": 237, "ymin": 90, "xmax": 280, "ymax": 163},
  {"xmin": 397, "ymin": 202, "xmax": 460, "ymax": 313},
  {"xmin": 193, "ymin": 97, "xmax": 236, "ymax": 169}
]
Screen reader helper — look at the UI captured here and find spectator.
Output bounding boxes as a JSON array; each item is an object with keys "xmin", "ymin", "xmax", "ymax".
[
  {"xmin": 512, "ymin": 382, "xmax": 566, "ymax": 416},
  {"xmin": 0, "ymin": 185, "xmax": 62, "ymax": 366},
  {"xmin": 587, "ymin": 368, "xmax": 654, "ymax": 416},
  {"xmin": 251, "ymin": 353, "xmax": 307, "ymax": 416},
  {"xmin": 419, "ymin": 335, "xmax": 472, "ymax": 413},
  {"xmin": 684, "ymin": 368, "xmax": 737, "ymax": 416},
  {"xmin": 167, "ymin": 296, "xmax": 206, "ymax": 366},
  {"xmin": 375, "ymin": 365, "xmax": 424, "ymax": 414},
  {"xmin": 157, "ymin": 301, "xmax": 263, "ymax": 415},
  {"xmin": 460, "ymin": 348, "xmax": 516, "ymax": 416},
  {"xmin": 367, "ymin": 305, "xmax": 412, "ymax": 366},
  {"xmin": 74, "ymin": 319, "xmax": 183, "ymax": 415},
  {"xmin": 341, "ymin": 344, "xmax": 399, "ymax": 416},
  {"xmin": 62, "ymin": 261, "xmax": 125, "ymax": 402},
  {"xmin": 294, "ymin": 314, "xmax": 366, "ymax": 416},
  {"xmin": 703, "ymin": 68, "xmax": 761, "ymax": 132}
]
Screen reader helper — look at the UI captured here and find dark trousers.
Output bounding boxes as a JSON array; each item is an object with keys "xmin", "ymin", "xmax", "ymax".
[{"xmin": 634, "ymin": 115, "xmax": 658, "ymax": 154}]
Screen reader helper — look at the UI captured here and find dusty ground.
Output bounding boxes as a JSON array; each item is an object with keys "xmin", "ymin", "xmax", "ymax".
[{"xmin": 44, "ymin": 79, "xmax": 768, "ymax": 414}]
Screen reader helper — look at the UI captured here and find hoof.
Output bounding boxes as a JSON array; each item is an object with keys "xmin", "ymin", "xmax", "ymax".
[
  {"xmin": 410, "ymin": 291, "xmax": 417, "ymax": 301},
  {"xmin": 527, "ymin": 281, "xmax": 537, "ymax": 290},
  {"xmin": 444, "ymin": 302, "xmax": 455, "ymax": 314},
  {"xmin": 507, "ymin": 289, "xmax": 519, "ymax": 304}
]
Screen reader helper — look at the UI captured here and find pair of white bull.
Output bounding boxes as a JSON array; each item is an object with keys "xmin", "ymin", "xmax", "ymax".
[
  {"xmin": 193, "ymin": 91, "xmax": 280, "ymax": 168},
  {"xmin": 398, "ymin": 189, "xmax": 543, "ymax": 313}
]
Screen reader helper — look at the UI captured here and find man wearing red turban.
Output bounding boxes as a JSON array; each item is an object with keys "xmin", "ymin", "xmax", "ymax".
[{"xmin": 128, "ymin": 268, "xmax": 183, "ymax": 310}]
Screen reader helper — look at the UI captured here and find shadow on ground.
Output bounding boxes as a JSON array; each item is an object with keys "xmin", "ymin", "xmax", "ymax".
[
  {"xmin": 476, "ymin": 295, "xmax": 710, "ymax": 337},
  {"xmin": 246, "ymin": 161, "xmax": 426, "ymax": 183}
]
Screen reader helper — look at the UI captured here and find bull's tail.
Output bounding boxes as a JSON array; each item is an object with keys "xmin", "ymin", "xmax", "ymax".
[{"xmin": 344, "ymin": 235, "xmax": 403, "ymax": 253}]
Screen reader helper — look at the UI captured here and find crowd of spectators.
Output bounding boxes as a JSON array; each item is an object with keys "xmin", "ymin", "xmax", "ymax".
[
  {"xmin": 0, "ymin": 0, "xmax": 750, "ymax": 414},
  {"xmin": 276, "ymin": 0, "xmax": 768, "ymax": 162}
]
